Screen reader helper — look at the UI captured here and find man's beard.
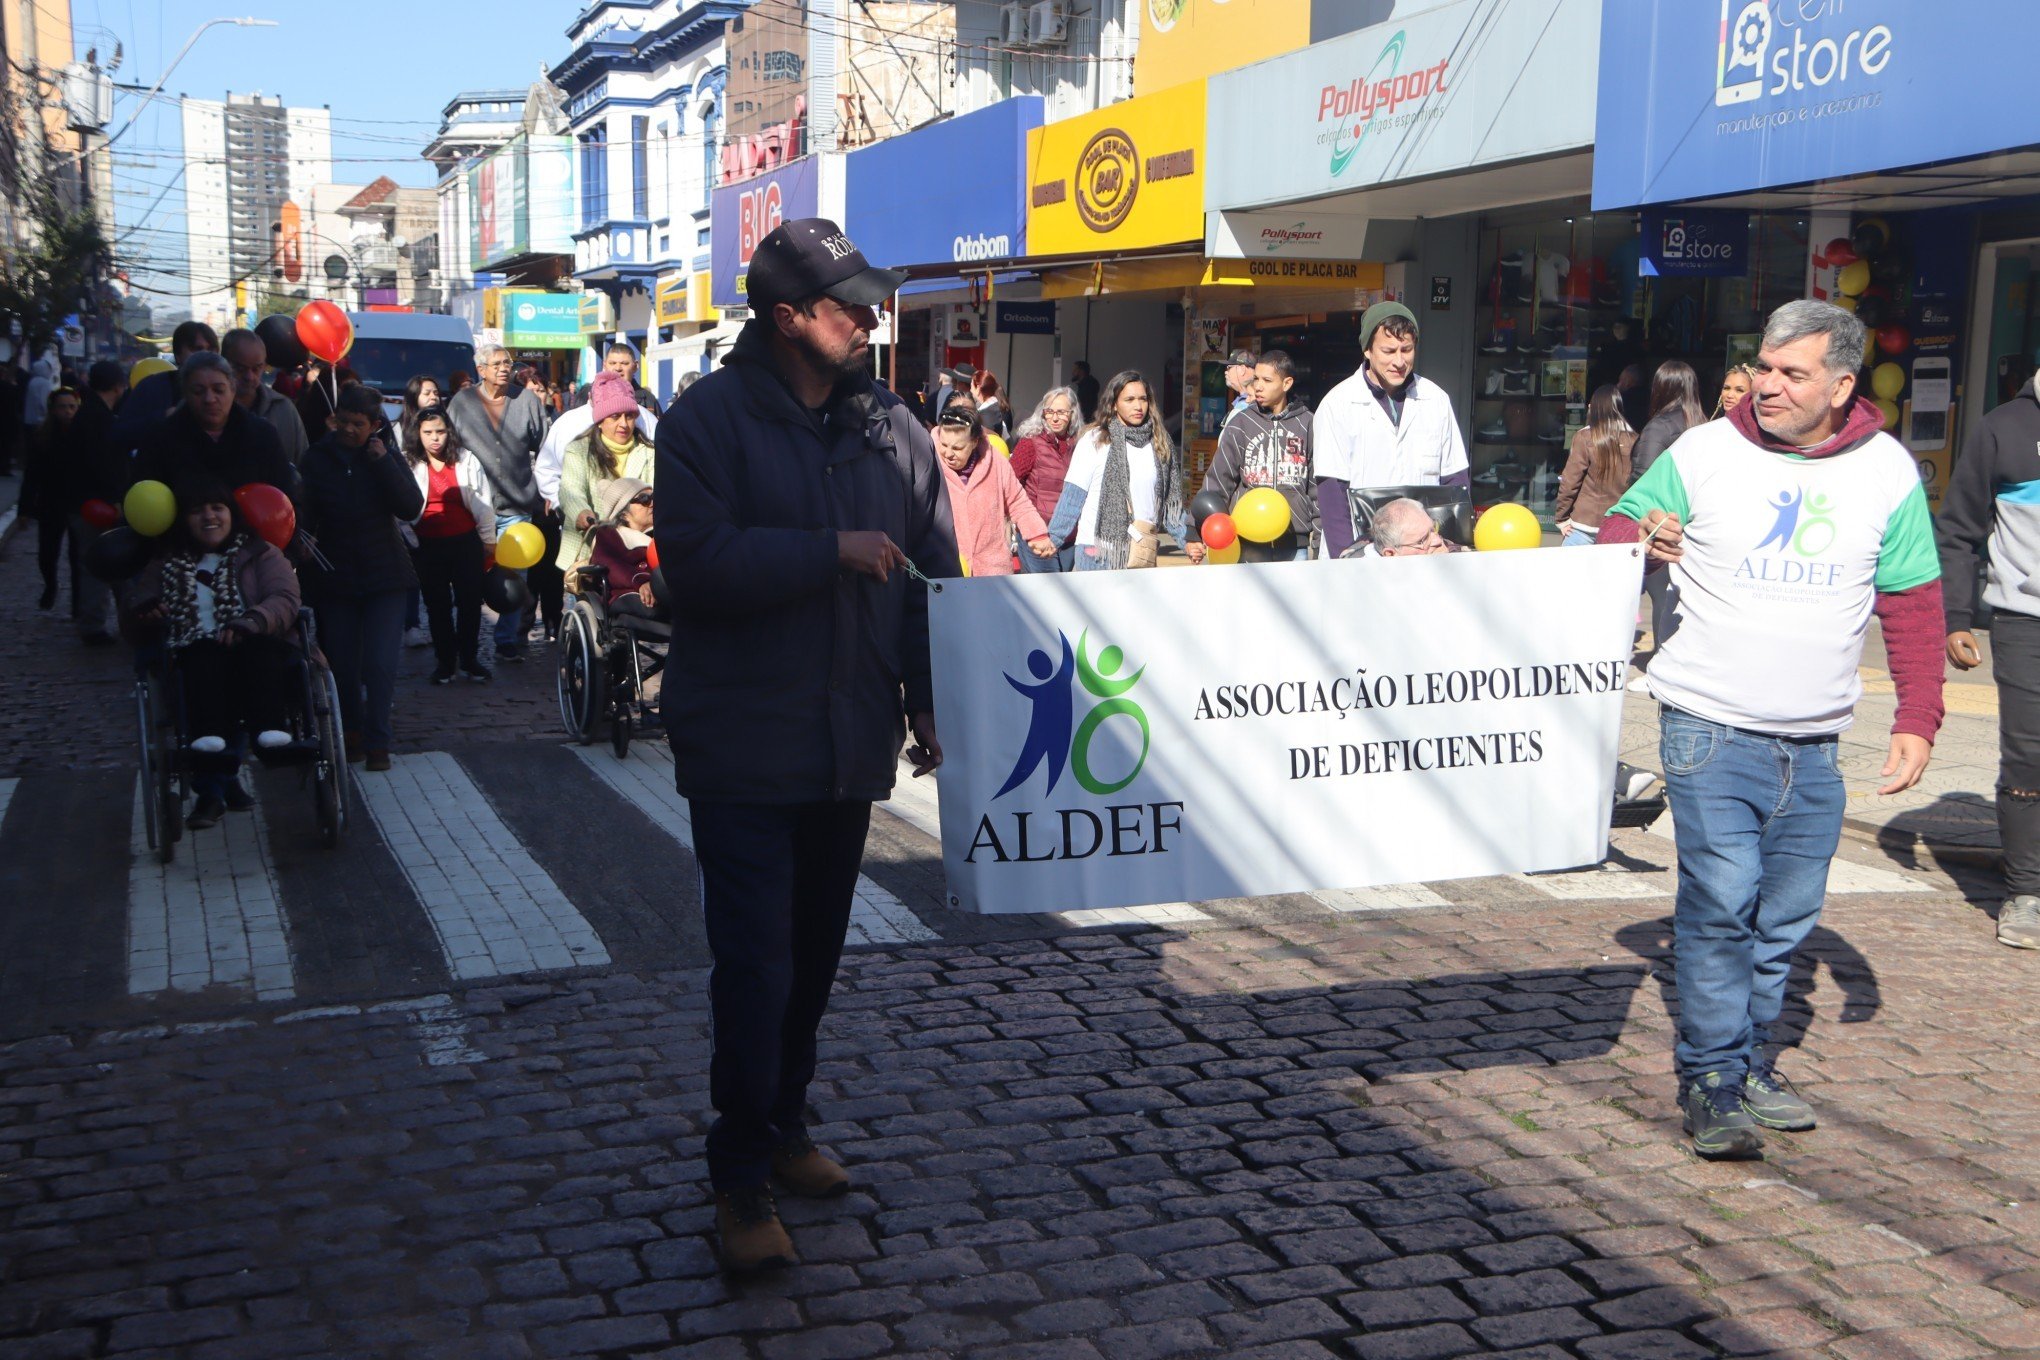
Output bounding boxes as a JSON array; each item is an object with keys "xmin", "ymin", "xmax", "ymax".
[{"xmin": 794, "ymin": 331, "xmax": 866, "ymax": 384}]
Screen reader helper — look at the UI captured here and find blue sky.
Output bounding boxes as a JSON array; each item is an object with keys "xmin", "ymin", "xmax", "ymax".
[{"xmin": 73, "ymin": 0, "xmax": 565, "ymax": 307}]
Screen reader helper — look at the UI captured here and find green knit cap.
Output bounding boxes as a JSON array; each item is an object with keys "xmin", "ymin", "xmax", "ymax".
[{"xmin": 1360, "ymin": 300, "xmax": 1419, "ymax": 347}]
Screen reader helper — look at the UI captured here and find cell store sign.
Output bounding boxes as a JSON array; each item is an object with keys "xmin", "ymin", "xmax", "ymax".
[
  {"xmin": 1595, "ymin": 1, "xmax": 2030, "ymax": 208},
  {"xmin": 1641, "ymin": 208, "xmax": 1748, "ymax": 278}
]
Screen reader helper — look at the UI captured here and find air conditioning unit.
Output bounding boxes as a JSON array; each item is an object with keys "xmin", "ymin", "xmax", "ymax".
[
  {"xmin": 1028, "ymin": 0, "xmax": 1068, "ymax": 46},
  {"xmin": 1000, "ymin": 3, "xmax": 1029, "ymax": 46}
]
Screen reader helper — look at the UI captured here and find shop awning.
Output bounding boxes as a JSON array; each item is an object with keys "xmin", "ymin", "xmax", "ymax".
[
  {"xmin": 664, "ymin": 320, "xmax": 746, "ymax": 361},
  {"xmin": 1037, "ymin": 255, "xmax": 1385, "ymax": 300}
]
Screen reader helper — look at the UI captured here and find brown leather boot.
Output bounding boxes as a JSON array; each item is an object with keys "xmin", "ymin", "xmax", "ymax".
[
  {"xmin": 714, "ymin": 1185, "xmax": 796, "ymax": 1273},
  {"xmin": 770, "ymin": 1135, "xmax": 851, "ymax": 1198}
]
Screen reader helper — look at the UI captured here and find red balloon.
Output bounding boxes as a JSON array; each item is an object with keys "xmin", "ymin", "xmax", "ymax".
[
  {"xmin": 79, "ymin": 498, "xmax": 120, "ymax": 530},
  {"xmin": 295, "ymin": 301, "xmax": 354, "ymax": 365},
  {"xmin": 1823, "ymin": 237, "xmax": 1858, "ymax": 268},
  {"xmin": 1200, "ymin": 512, "xmax": 1238, "ymax": 552},
  {"xmin": 234, "ymin": 483, "xmax": 296, "ymax": 551},
  {"xmin": 645, "ymin": 540, "xmax": 659, "ymax": 571},
  {"xmin": 1875, "ymin": 324, "xmax": 1911, "ymax": 357}
]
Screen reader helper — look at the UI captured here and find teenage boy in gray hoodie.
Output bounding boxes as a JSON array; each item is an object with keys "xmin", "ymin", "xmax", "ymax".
[{"xmin": 1206, "ymin": 349, "xmax": 1317, "ymax": 559}]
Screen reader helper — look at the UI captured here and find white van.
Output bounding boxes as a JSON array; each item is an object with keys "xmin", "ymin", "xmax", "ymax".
[{"xmin": 343, "ymin": 312, "xmax": 477, "ymax": 427}]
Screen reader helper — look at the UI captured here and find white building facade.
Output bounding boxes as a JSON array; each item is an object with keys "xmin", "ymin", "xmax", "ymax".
[{"xmin": 178, "ymin": 94, "xmax": 332, "ymax": 331}]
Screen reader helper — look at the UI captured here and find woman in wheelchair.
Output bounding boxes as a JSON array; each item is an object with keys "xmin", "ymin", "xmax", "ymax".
[
  {"xmin": 126, "ymin": 477, "xmax": 303, "ymax": 829},
  {"xmin": 584, "ymin": 477, "xmax": 662, "ymax": 619}
]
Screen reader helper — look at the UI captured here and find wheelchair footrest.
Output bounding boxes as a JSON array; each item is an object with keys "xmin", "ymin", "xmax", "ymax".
[{"xmin": 1610, "ymin": 795, "xmax": 1668, "ymax": 829}]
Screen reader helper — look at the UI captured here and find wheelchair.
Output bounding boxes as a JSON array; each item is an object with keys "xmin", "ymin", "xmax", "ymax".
[
  {"xmin": 557, "ymin": 563, "xmax": 668, "ymax": 759},
  {"xmin": 136, "ymin": 607, "xmax": 351, "ymax": 862}
]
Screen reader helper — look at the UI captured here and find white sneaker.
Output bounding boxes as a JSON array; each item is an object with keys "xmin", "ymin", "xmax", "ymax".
[
  {"xmin": 1626, "ymin": 675, "xmax": 1652, "ymax": 694},
  {"xmin": 404, "ymin": 625, "xmax": 433, "ymax": 648},
  {"xmin": 190, "ymin": 735, "xmax": 227, "ymax": 754},
  {"xmin": 256, "ymin": 729, "xmax": 293, "ymax": 750},
  {"xmin": 1615, "ymin": 762, "xmax": 1661, "ymax": 802}
]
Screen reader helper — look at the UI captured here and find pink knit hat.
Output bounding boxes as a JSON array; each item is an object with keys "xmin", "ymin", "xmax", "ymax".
[{"xmin": 589, "ymin": 370, "xmax": 637, "ymax": 423}]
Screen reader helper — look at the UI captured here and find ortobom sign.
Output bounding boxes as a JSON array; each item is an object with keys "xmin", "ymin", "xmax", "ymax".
[{"xmin": 930, "ymin": 548, "xmax": 1644, "ymax": 914}]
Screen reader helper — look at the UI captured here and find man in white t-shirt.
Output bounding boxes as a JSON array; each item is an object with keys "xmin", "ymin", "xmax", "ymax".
[
  {"xmin": 1601, "ymin": 300, "xmax": 1944, "ymax": 1161},
  {"xmin": 1312, "ymin": 302, "xmax": 1469, "ymax": 559}
]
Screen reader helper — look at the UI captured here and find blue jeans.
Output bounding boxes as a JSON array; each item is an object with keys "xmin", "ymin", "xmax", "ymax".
[
  {"xmin": 1659, "ymin": 706, "xmax": 1845, "ymax": 1083},
  {"xmin": 1561, "ymin": 527, "xmax": 1597, "ymax": 547},
  {"xmin": 1018, "ymin": 542, "xmax": 1075, "ymax": 573},
  {"xmin": 318, "ymin": 590, "xmax": 407, "ymax": 753},
  {"xmin": 493, "ymin": 512, "xmax": 531, "ymax": 650}
]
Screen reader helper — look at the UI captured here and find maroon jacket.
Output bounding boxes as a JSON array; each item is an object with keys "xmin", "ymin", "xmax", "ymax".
[
  {"xmin": 1009, "ymin": 430, "xmax": 1076, "ymax": 541},
  {"xmin": 586, "ymin": 525, "xmax": 651, "ymax": 605}
]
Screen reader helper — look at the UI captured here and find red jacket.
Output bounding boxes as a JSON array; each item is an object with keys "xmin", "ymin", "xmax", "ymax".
[
  {"xmin": 586, "ymin": 525, "xmax": 651, "ymax": 604},
  {"xmin": 1009, "ymin": 430, "xmax": 1076, "ymax": 536}
]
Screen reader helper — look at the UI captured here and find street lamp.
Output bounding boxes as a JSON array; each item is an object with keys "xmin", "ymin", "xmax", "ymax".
[{"xmin": 93, "ymin": 17, "xmax": 279, "ymax": 156}]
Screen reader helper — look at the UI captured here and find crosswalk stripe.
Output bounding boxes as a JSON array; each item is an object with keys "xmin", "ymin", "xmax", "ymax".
[
  {"xmin": 574, "ymin": 743, "xmax": 937, "ymax": 946},
  {"xmin": 1645, "ymin": 809, "xmax": 1928, "ymax": 894},
  {"xmin": 355, "ymin": 753, "xmax": 611, "ymax": 978},
  {"xmin": 127, "ymin": 777, "xmax": 296, "ymax": 1000},
  {"xmin": 884, "ymin": 760, "xmax": 1209, "ymax": 930},
  {"xmin": 1312, "ymin": 883, "xmax": 1454, "ymax": 913},
  {"xmin": 1514, "ymin": 865, "xmax": 1673, "ymax": 900}
]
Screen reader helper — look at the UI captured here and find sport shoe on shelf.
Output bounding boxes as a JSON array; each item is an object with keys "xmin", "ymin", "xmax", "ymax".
[
  {"xmin": 1998, "ymin": 895, "xmax": 2040, "ymax": 949},
  {"xmin": 404, "ymin": 625, "xmax": 433, "ymax": 649},
  {"xmin": 714, "ymin": 1186, "xmax": 796, "ymax": 1273},
  {"xmin": 771, "ymin": 1136, "xmax": 851, "ymax": 1199},
  {"xmin": 1681, "ymin": 1071, "xmax": 1764, "ymax": 1160},
  {"xmin": 1743, "ymin": 1061, "xmax": 1816, "ymax": 1131},
  {"xmin": 1484, "ymin": 369, "xmax": 1504, "ymax": 396},
  {"xmin": 1476, "ymin": 418, "xmax": 1511, "ymax": 442},
  {"xmin": 430, "ymin": 664, "xmax": 456, "ymax": 685}
]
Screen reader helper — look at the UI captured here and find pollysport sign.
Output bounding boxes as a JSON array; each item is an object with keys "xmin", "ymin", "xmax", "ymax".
[{"xmin": 931, "ymin": 547, "xmax": 1643, "ymax": 914}]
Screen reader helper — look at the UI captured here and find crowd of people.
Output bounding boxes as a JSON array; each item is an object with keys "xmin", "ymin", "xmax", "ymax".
[{"xmin": 2, "ymin": 213, "xmax": 2034, "ymax": 1270}]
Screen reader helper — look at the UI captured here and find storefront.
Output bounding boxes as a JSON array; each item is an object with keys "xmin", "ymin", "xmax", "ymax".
[
  {"xmin": 645, "ymin": 268, "xmax": 726, "ymax": 402},
  {"xmin": 488, "ymin": 288, "xmax": 586, "ymax": 390},
  {"xmin": 1205, "ymin": 0, "xmax": 1602, "ymax": 519},
  {"xmin": 844, "ymin": 97, "xmax": 1044, "ymax": 408},
  {"xmin": 1595, "ymin": 1, "xmax": 2040, "ymax": 507}
]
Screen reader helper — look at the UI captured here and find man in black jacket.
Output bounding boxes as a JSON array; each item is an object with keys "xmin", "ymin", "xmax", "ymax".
[
  {"xmin": 655, "ymin": 218, "xmax": 956, "ymax": 1272},
  {"xmin": 62, "ymin": 360, "xmax": 130, "ymax": 640}
]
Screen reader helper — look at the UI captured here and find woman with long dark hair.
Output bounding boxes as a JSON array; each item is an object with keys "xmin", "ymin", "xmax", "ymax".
[
  {"xmin": 1553, "ymin": 385, "xmax": 1638, "ymax": 546},
  {"xmin": 1047, "ymin": 370, "xmax": 1205, "ymax": 569},
  {"xmin": 1630, "ymin": 360, "xmax": 1705, "ymax": 478},
  {"xmin": 404, "ymin": 406, "xmax": 497, "ymax": 684}
]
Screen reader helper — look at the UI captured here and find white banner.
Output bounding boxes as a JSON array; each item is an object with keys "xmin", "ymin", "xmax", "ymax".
[{"xmin": 929, "ymin": 546, "xmax": 1645, "ymax": 915}]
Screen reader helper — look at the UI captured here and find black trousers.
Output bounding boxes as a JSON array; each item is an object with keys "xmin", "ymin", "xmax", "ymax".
[
  {"xmin": 36, "ymin": 514, "xmax": 72, "ymax": 606},
  {"xmin": 527, "ymin": 512, "xmax": 564, "ymax": 638},
  {"xmin": 1994, "ymin": 612, "xmax": 2040, "ymax": 896},
  {"xmin": 414, "ymin": 533, "xmax": 485, "ymax": 669},
  {"xmin": 175, "ymin": 637, "xmax": 294, "ymax": 742},
  {"xmin": 687, "ymin": 797, "xmax": 872, "ymax": 1191}
]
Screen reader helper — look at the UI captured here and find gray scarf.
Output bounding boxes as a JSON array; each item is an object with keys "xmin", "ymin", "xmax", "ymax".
[{"xmin": 1094, "ymin": 418, "xmax": 1180, "ymax": 570}]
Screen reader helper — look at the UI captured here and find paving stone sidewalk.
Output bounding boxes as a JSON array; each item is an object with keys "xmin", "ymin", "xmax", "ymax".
[{"xmin": 3, "ymin": 889, "xmax": 2033, "ymax": 1360}]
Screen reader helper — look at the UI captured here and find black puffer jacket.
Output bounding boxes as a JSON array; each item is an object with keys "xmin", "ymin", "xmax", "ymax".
[
  {"xmin": 132, "ymin": 404, "xmax": 296, "ymax": 504},
  {"xmin": 297, "ymin": 432, "xmax": 425, "ymax": 596},
  {"xmin": 653, "ymin": 320, "xmax": 958, "ymax": 805}
]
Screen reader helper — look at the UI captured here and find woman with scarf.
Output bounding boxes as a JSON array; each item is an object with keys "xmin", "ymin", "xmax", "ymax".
[
  {"xmin": 556, "ymin": 371, "xmax": 655, "ymax": 575},
  {"xmin": 1047, "ymin": 370, "xmax": 1205, "ymax": 570},
  {"xmin": 124, "ymin": 476, "xmax": 303, "ymax": 830}
]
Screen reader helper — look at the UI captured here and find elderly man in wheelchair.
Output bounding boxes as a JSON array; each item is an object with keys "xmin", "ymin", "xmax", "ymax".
[
  {"xmin": 125, "ymin": 475, "xmax": 348, "ymax": 852},
  {"xmin": 558, "ymin": 477, "xmax": 668, "ymax": 755}
]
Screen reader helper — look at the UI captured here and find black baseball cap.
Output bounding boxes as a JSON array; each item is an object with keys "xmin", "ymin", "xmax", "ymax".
[{"xmin": 745, "ymin": 217, "xmax": 906, "ymax": 309}]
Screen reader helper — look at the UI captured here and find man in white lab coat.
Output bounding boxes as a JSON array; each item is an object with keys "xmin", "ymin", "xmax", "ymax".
[{"xmin": 1313, "ymin": 301, "xmax": 1469, "ymax": 559}]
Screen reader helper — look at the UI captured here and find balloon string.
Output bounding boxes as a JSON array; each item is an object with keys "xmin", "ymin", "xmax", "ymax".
[{"xmin": 899, "ymin": 556, "xmax": 942, "ymax": 594}]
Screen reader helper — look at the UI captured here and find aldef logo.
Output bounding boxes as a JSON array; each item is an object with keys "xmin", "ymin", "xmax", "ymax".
[{"xmin": 964, "ymin": 631, "xmax": 1186, "ymax": 865}]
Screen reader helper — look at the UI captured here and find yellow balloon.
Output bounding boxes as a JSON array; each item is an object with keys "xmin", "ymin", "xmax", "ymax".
[
  {"xmin": 497, "ymin": 520, "xmax": 546, "ymax": 570},
  {"xmin": 1874, "ymin": 398, "xmax": 1900, "ymax": 431},
  {"xmin": 1232, "ymin": 487, "xmax": 1292, "ymax": 543},
  {"xmin": 1871, "ymin": 361, "xmax": 1906, "ymax": 401},
  {"xmin": 1204, "ymin": 539, "xmax": 1241, "ymax": 565},
  {"xmin": 124, "ymin": 479, "xmax": 178, "ymax": 537},
  {"xmin": 129, "ymin": 356, "xmax": 173, "ymax": 387},
  {"xmin": 1473, "ymin": 502, "xmax": 1542, "ymax": 552},
  {"xmin": 987, "ymin": 431, "xmax": 1010, "ymax": 459},
  {"xmin": 1837, "ymin": 261, "xmax": 1871, "ymax": 297},
  {"xmin": 1831, "ymin": 293, "xmax": 1858, "ymax": 314}
]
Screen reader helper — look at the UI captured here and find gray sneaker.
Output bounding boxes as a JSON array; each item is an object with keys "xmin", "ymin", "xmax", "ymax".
[
  {"xmin": 1743, "ymin": 1062, "xmax": 1816, "ymax": 1131},
  {"xmin": 1999, "ymin": 895, "xmax": 2040, "ymax": 950},
  {"xmin": 1681, "ymin": 1071, "xmax": 1764, "ymax": 1160}
]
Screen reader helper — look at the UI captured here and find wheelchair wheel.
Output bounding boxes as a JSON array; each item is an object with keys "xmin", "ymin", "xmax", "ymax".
[
  {"xmin": 313, "ymin": 667, "xmax": 348, "ymax": 848},
  {"xmin": 557, "ymin": 606, "xmax": 604, "ymax": 744},
  {"xmin": 136, "ymin": 682, "xmax": 161, "ymax": 853},
  {"xmin": 611, "ymin": 706, "xmax": 632, "ymax": 759}
]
